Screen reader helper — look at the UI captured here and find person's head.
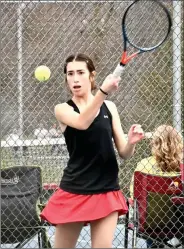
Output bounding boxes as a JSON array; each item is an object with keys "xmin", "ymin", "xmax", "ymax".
[
  {"xmin": 151, "ymin": 125, "xmax": 183, "ymax": 172},
  {"xmin": 64, "ymin": 54, "xmax": 97, "ymax": 96}
]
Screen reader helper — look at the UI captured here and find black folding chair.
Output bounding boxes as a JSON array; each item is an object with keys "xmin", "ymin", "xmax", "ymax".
[{"xmin": 1, "ymin": 166, "xmax": 51, "ymax": 248}]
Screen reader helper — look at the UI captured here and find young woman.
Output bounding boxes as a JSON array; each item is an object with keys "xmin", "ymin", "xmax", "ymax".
[{"xmin": 41, "ymin": 53, "xmax": 144, "ymax": 248}]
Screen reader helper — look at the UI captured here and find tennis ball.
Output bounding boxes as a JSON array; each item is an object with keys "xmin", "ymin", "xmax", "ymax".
[{"xmin": 34, "ymin": 65, "xmax": 51, "ymax": 82}]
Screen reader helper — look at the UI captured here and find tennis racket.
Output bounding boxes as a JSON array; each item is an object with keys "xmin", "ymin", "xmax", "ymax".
[{"xmin": 113, "ymin": 0, "xmax": 172, "ymax": 77}]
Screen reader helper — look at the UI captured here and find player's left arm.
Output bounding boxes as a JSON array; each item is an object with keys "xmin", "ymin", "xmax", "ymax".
[{"xmin": 105, "ymin": 100, "xmax": 144, "ymax": 159}]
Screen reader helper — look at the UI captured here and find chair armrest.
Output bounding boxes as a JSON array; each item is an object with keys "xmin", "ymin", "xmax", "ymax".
[
  {"xmin": 43, "ymin": 183, "xmax": 58, "ymax": 190},
  {"xmin": 171, "ymin": 196, "xmax": 184, "ymax": 205}
]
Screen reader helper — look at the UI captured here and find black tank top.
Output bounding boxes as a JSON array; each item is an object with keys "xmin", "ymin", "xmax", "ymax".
[{"xmin": 60, "ymin": 99, "xmax": 120, "ymax": 194}]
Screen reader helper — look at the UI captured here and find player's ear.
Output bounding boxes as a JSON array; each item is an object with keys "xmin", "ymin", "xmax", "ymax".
[
  {"xmin": 89, "ymin": 71, "xmax": 96, "ymax": 81},
  {"xmin": 91, "ymin": 71, "xmax": 96, "ymax": 77},
  {"xmin": 90, "ymin": 71, "xmax": 97, "ymax": 90}
]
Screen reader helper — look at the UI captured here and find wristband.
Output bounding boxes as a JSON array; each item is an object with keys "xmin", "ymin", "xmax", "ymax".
[{"xmin": 100, "ymin": 88, "xmax": 108, "ymax": 96}]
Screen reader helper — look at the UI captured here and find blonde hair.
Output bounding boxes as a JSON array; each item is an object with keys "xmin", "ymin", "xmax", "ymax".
[{"xmin": 151, "ymin": 125, "xmax": 183, "ymax": 172}]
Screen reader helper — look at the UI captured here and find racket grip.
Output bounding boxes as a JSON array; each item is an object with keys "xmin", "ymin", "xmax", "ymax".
[{"xmin": 112, "ymin": 64, "xmax": 125, "ymax": 77}]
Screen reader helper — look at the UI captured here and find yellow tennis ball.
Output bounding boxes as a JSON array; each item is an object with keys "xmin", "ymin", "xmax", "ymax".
[{"xmin": 34, "ymin": 65, "xmax": 51, "ymax": 82}]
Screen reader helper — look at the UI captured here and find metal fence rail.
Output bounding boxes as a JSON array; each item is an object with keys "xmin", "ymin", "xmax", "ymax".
[{"xmin": 1, "ymin": 1, "xmax": 183, "ymax": 248}]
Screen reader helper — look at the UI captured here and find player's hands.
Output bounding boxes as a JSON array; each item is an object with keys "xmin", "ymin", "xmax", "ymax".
[
  {"xmin": 127, "ymin": 124, "xmax": 145, "ymax": 145},
  {"xmin": 100, "ymin": 74, "xmax": 121, "ymax": 94}
]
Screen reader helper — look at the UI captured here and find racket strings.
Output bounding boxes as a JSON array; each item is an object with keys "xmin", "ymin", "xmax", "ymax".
[{"xmin": 124, "ymin": 1, "xmax": 170, "ymax": 49}]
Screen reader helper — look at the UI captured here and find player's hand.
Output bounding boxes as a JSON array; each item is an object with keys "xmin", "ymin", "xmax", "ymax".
[
  {"xmin": 127, "ymin": 124, "xmax": 145, "ymax": 145},
  {"xmin": 100, "ymin": 74, "xmax": 121, "ymax": 94}
]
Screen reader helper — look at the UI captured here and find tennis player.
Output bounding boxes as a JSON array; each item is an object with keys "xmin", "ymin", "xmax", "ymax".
[{"xmin": 41, "ymin": 53, "xmax": 144, "ymax": 248}]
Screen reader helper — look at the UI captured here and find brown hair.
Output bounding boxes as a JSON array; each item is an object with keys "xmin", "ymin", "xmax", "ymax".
[
  {"xmin": 64, "ymin": 53, "xmax": 97, "ymax": 90},
  {"xmin": 151, "ymin": 125, "xmax": 183, "ymax": 172}
]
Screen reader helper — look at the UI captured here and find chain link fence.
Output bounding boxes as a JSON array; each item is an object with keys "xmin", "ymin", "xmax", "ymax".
[{"xmin": 1, "ymin": 1, "xmax": 183, "ymax": 248}]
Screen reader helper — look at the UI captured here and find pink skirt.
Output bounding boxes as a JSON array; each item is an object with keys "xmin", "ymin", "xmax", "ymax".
[{"xmin": 40, "ymin": 188, "xmax": 128, "ymax": 225}]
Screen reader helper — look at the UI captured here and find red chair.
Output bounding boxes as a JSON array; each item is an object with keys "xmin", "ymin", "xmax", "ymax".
[{"xmin": 125, "ymin": 172, "xmax": 184, "ymax": 248}]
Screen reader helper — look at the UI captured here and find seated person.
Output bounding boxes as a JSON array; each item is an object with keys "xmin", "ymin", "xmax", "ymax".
[{"xmin": 130, "ymin": 125, "xmax": 183, "ymax": 248}]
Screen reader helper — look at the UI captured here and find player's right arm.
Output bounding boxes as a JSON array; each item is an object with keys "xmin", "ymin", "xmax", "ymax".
[
  {"xmin": 55, "ymin": 91, "xmax": 104, "ymax": 130},
  {"xmin": 55, "ymin": 75, "xmax": 120, "ymax": 130}
]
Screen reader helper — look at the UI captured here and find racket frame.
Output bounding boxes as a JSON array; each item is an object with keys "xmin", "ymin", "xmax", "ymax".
[
  {"xmin": 113, "ymin": 0, "xmax": 172, "ymax": 76},
  {"xmin": 122, "ymin": 0, "xmax": 172, "ymax": 54}
]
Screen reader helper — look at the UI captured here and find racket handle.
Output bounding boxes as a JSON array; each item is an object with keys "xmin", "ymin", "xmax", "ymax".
[{"xmin": 113, "ymin": 64, "xmax": 125, "ymax": 77}]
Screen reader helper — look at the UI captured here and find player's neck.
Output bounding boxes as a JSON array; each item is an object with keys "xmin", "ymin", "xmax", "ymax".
[{"xmin": 72, "ymin": 92, "xmax": 94, "ymax": 106}]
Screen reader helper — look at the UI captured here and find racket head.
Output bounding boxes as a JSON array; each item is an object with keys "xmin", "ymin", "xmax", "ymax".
[{"xmin": 122, "ymin": 0, "xmax": 172, "ymax": 52}]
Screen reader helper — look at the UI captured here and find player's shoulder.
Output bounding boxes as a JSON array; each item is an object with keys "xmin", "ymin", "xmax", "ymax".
[
  {"xmin": 104, "ymin": 100, "xmax": 116, "ymax": 108},
  {"xmin": 104, "ymin": 100, "xmax": 117, "ymax": 113},
  {"xmin": 54, "ymin": 102, "xmax": 73, "ymax": 114}
]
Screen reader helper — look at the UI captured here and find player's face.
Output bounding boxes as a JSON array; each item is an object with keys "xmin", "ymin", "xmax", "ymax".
[{"xmin": 66, "ymin": 61, "xmax": 91, "ymax": 96}]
